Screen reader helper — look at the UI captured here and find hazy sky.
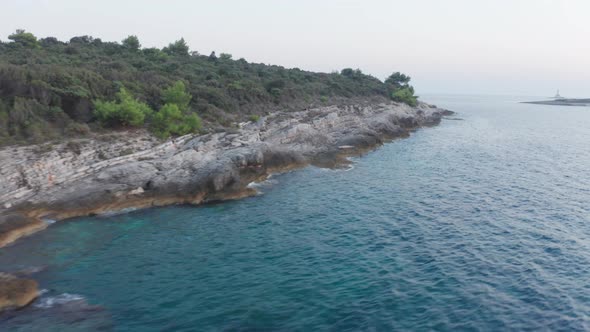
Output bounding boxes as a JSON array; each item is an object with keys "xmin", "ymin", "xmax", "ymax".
[{"xmin": 2, "ymin": 0, "xmax": 589, "ymax": 96}]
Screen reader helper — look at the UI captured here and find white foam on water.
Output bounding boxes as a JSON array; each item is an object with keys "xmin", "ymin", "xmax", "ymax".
[
  {"xmin": 248, "ymin": 179, "xmax": 278, "ymax": 188},
  {"xmin": 100, "ymin": 207, "xmax": 138, "ymax": 217},
  {"xmin": 41, "ymin": 218, "xmax": 57, "ymax": 224},
  {"xmin": 246, "ymin": 176, "xmax": 280, "ymax": 195},
  {"xmin": 34, "ymin": 293, "xmax": 86, "ymax": 309},
  {"xmin": 343, "ymin": 164, "xmax": 355, "ymax": 172},
  {"xmin": 317, "ymin": 164, "xmax": 355, "ymax": 172}
]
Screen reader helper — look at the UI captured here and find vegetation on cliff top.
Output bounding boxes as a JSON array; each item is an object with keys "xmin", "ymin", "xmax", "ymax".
[{"xmin": 0, "ymin": 30, "xmax": 418, "ymax": 145}]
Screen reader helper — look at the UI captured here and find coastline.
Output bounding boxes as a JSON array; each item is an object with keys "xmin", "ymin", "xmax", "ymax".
[{"xmin": 0, "ymin": 101, "xmax": 452, "ymax": 312}]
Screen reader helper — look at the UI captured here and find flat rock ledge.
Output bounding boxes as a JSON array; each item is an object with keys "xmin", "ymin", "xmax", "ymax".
[
  {"xmin": 0, "ymin": 273, "xmax": 39, "ymax": 312},
  {"xmin": 0, "ymin": 214, "xmax": 48, "ymax": 248},
  {"xmin": 0, "ymin": 101, "xmax": 453, "ymax": 249}
]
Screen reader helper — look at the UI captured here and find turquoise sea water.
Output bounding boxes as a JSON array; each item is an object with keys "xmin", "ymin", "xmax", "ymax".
[{"xmin": 2, "ymin": 95, "xmax": 590, "ymax": 331}]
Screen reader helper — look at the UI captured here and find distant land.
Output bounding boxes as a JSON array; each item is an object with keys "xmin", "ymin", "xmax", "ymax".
[{"xmin": 522, "ymin": 98, "xmax": 590, "ymax": 107}]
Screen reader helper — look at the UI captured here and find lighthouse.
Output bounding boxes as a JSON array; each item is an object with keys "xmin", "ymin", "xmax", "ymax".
[{"xmin": 554, "ymin": 90, "xmax": 564, "ymax": 100}]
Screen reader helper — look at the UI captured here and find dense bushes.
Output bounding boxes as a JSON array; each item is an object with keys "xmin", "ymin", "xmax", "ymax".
[
  {"xmin": 392, "ymin": 87, "xmax": 418, "ymax": 107},
  {"xmin": 94, "ymin": 81, "xmax": 202, "ymax": 138},
  {"xmin": 161, "ymin": 81, "xmax": 191, "ymax": 111},
  {"xmin": 0, "ymin": 30, "xmax": 419, "ymax": 145},
  {"xmin": 151, "ymin": 104, "xmax": 201, "ymax": 138},
  {"xmin": 94, "ymin": 88, "xmax": 152, "ymax": 127},
  {"xmin": 151, "ymin": 80, "xmax": 202, "ymax": 138}
]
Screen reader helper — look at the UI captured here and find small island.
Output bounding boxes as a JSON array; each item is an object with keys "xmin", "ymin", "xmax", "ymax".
[
  {"xmin": 523, "ymin": 91, "xmax": 590, "ymax": 107},
  {"xmin": 523, "ymin": 99, "xmax": 590, "ymax": 107}
]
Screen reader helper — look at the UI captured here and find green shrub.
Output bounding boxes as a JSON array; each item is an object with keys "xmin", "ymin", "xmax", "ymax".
[
  {"xmin": 248, "ymin": 114, "xmax": 260, "ymax": 122},
  {"xmin": 151, "ymin": 103, "xmax": 202, "ymax": 138},
  {"xmin": 163, "ymin": 38, "xmax": 189, "ymax": 56},
  {"xmin": 392, "ymin": 87, "xmax": 418, "ymax": 107},
  {"xmin": 386, "ymin": 71, "xmax": 418, "ymax": 107},
  {"xmin": 185, "ymin": 113, "xmax": 203, "ymax": 133},
  {"xmin": 150, "ymin": 80, "xmax": 201, "ymax": 138},
  {"xmin": 385, "ymin": 72, "xmax": 411, "ymax": 88},
  {"xmin": 269, "ymin": 88, "xmax": 281, "ymax": 98},
  {"xmin": 94, "ymin": 87, "xmax": 152, "ymax": 127},
  {"xmin": 162, "ymin": 81, "xmax": 191, "ymax": 111},
  {"xmin": 8, "ymin": 29, "xmax": 39, "ymax": 48}
]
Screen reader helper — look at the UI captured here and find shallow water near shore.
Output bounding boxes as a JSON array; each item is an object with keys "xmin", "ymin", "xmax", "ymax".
[{"xmin": 2, "ymin": 95, "xmax": 590, "ymax": 331}]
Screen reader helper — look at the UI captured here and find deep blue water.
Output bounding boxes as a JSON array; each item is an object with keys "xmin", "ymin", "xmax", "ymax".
[{"xmin": 2, "ymin": 95, "xmax": 590, "ymax": 331}]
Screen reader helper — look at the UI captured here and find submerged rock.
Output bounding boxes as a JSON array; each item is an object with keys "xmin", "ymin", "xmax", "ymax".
[
  {"xmin": 0, "ymin": 273, "xmax": 39, "ymax": 311},
  {"xmin": 0, "ymin": 291, "xmax": 112, "ymax": 330}
]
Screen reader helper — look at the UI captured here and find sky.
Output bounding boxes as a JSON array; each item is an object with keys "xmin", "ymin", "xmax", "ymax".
[{"xmin": 1, "ymin": 0, "xmax": 589, "ymax": 97}]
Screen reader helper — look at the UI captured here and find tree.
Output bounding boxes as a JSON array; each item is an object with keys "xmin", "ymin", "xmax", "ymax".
[
  {"xmin": 162, "ymin": 81, "xmax": 192, "ymax": 112},
  {"xmin": 94, "ymin": 88, "xmax": 152, "ymax": 127},
  {"xmin": 8, "ymin": 29, "xmax": 39, "ymax": 48},
  {"xmin": 143, "ymin": 47, "xmax": 167, "ymax": 61},
  {"xmin": 340, "ymin": 68, "xmax": 364, "ymax": 80},
  {"xmin": 39, "ymin": 37, "xmax": 60, "ymax": 47},
  {"xmin": 122, "ymin": 35, "xmax": 141, "ymax": 50},
  {"xmin": 219, "ymin": 53, "xmax": 232, "ymax": 61},
  {"xmin": 151, "ymin": 103, "xmax": 202, "ymax": 138},
  {"xmin": 163, "ymin": 38, "xmax": 189, "ymax": 56},
  {"xmin": 385, "ymin": 72, "xmax": 411, "ymax": 88},
  {"xmin": 340, "ymin": 68, "xmax": 354, "ymax": 77},
  {"xmin": 385, "ymin": 72, "xmax": 418, "ymax": 106},
  {"xmin": 69, "ymin": 35, "xmax": 94, "ymax": 44},
  {"xmin": 151, "ymin": 81, "xmax": 201, "ymax": 138}
]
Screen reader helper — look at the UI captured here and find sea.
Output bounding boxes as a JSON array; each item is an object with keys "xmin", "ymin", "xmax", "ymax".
[{"xmin": 1, "ymin": 95, "xmax": 590, "ymax": 331}]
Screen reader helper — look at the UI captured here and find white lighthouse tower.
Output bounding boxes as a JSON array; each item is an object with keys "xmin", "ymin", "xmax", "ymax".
[{"xmin": 554, "ymin": 89, "xmax": 563, "ymax": 100}]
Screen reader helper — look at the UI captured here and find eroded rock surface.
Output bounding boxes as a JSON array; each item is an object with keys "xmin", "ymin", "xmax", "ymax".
[
  {"xmin": 0, "ymin": 102, "xmax": 452, "ymax": 246},
  {"xmin": 0, "ymin": 214, "xmax": 47, "ymax": 248}
]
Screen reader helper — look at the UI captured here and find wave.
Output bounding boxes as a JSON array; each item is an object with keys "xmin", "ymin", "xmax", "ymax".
[{"xmin": 34, "ymin": 293, "xmax": 86, "ymax": 309}]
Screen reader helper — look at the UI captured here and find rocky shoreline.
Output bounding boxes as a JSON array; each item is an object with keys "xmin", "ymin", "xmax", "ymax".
[{"xmin": 0, "ymin": 101, "xmax": 452, "ymax": 312}]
